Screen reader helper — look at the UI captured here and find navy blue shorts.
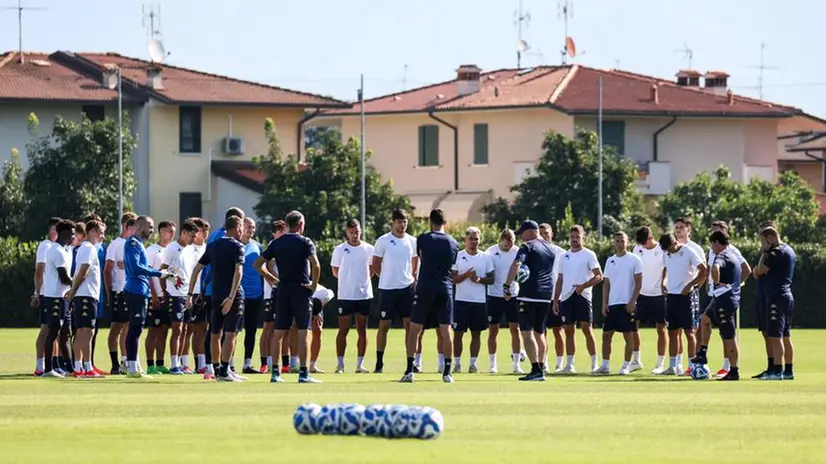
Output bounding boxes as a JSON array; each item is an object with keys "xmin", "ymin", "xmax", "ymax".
[
  {"xmin": 338, "ymin": 299, "xmax": 371, "ymax": 317},
  {"xmin": 262, "ymin": 294, "xmax": 275, "ymax": 323},
  {"xmin": 454, "ymin": 301, "xmax": 487, "ymax": 332},
  {"xmin": 148, "ymin": 297, "xmax": 169, "ymax": 328},
  {"xmin": 274, "ymin": 283, "xmax": 312, "ymax": 331},
  {"xmin": 704, "ymin": 299, "xmax": 737, "ymax": 340},
  {"xmin": 487, "ymin": 296, "xmax": 519, "ymax": 325},
  {"xmin": 72, "ymin": 296, "xmax": 97, "ymax": 329},
  {"xmin": 167, "ymin": 296, "xmax": 186, "ymax": 324},
  {"xmin": 635, "ymin": 294, "xmax": 666, "ymax": 325},
  {"xmin": 378, "ymin": 286, "xmax": 415, "ymax": 321},
  {"xmin": 245, "ymin": 298, "xmax": 263, "ymax": 327},
  {"xmin": 210, "ymin": 296, "xmax": 245, "ymax": 334},
  {"xmin": 125, "ymin": 291, "xmax": 149, "ymax": 327},
  {"xmin": 766, "ymin": 294, "xmax": 794, "ymax": 338},
  {"xmin": 188, "ymin": 295, "xmax": 207, "ymax": 323},
  {"xmin": 39, "ymin": 295, "xmax": 48, "ymax": 325},
  {"xmin": 518, "ymin": 301, "xmax": 550, "ymax": 334},
  {"xmin": 666, "ymin": 293, "xmax": 693, "ymax": 331},
  {"xmin": 44, "ymin": 297, "xmax": 68, "ymax": 328},
  {"xmin": 604, "ymin": 304, "xmax": 637, "ymax": 333},
  {"xmin": 690, "ymin": 289, "xmax": 700, "ymax": 328},
  {"xmin": 110, "ymin": 291, "xmax": 129, "ymax": 323},
  {"xmin": 560, "ymin": 294, "xmax": 593, "ymax": 325},
  {"xmin": 411, "ymin": 292, "xmax": 453, "ymax": 328}
]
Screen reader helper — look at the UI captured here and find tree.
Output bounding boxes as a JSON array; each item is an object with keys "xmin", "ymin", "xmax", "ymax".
[
  {"xmin": 658, "ymin": 165, "xmax": 821, "ymax": 243},
  {"xmin": 22, "ymin": 112, "xmax": 137, "ymax": 240},
  {"xmin": 254, "ymin": 118, "xmax": 411, "ymax": 240},
  {"xmin": 482, "ymin": 129, "xmax": 647, "ymax": 234},
  {"xmin": 0, "ymin": 147, "xmax": 27, "ymax": 237}
]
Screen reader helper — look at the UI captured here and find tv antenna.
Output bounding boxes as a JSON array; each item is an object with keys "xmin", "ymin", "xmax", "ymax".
[
  {"xmin": 747, "ymin": 43, "xmax": 780, "ymax": 100},
  {"xmin": 2, "ymin": 0, "xmax": 49, "ymax": 64},
  {"xmin": 675, "ymin": 43, "xmax": 693, "ymax": 70},
  {"xmin": 514, "ymin": 0, "xmax": 531, "ymax": 69},
  {"xmin": 402, "ymin": 64, "xmax": 408, "ymax": 91},
  {"xmin": 558, "ymin": 0, "xmax": 574, "ymax": 64},
  {"xmin": 142, "ymin": 4, "xmax": 163, "ymax": 38}
]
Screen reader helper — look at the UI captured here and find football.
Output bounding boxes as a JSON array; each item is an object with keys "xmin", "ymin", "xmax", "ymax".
[
  {"xmin": 691, "ymin": 364, "xmax": 710, "ymax": 380},
  {"xmin": 417, "ymin": 407, "xmax": 444, "ymax": 439},
  {"xmin": 316, "ymin": 404, "xmax": 342, "ymax": 435},
  {"xmin": 516, "ymin": 264, "xmax": 531, "ymax": 283},
  {"xmin": 360, "ymin": 404, "xmax": 385, "ymax": 437},
  {"xmin": 338, "ymin": 403, "xmax": 365, "ymax": 436},
  {"xmin": 293, "ymin": 403, "xmax": 322, "ymax": 435}
]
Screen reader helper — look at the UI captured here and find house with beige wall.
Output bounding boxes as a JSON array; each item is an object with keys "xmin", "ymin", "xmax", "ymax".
[
  {"xmin": 317, "ymin": 64, "xmax": 818, "ymax": 221},
  {"xmin": 1, "ymin": 50, "xmax": 348, "ymax": 227}
]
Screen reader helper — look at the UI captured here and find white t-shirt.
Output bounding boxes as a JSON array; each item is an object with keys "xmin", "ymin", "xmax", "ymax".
[
  {"xmin": 485, "ymin": 244, "xmax": 518, "ymax": 297},
  {"xmin": 190, "ymin": 243, "xmax": 206, "ymax": 295},
  {"xmin": 74, "ymin": 241, "xmax": 101, "ymax": 299},
  {"xmin": 604, "ymin": 253, "xmax": 643, "ymax": 306},
  {"xmin": 331, "ymin": 241, "xmax": 374, "ymax": 301},
  {"xmin": 683, "ymin": 240, "xmax": 704, "ymax": 261},
  {"xmin": 373, "ymin": 232, "xmax": 417, "ymax": 290},
  {"xmin": 105, "ymin": 237, "xmax": 126, "ymax": 292},
  {"xmin": 548, "ymin": 242, "xmax": 566, "ymax": 285},
  {"xmin": 453, "ymin": 250, "xmax": 494, "ymax": 303},
  {"xmin": 664, "ymin": 244, "xmax": 704, "ymax": 295},
  {"xmin": 313, "ymin": 284, "xmax": 335, "ymax": 305},
  {"xmin": 633, "ymin": 244, "xmax": 667, "ymax": 297},
  {"xmin": 162, "ymin": 241, "xmax": 193, "ymax": 298},
  {"xmin": 146, "ymin": 243, "xmax": 166, "ymax": 296},
  {"xmin": 36, "ymin": 239, "xmax": 53, "ymax": 265},
  {"xmin": 43, "ymin": 245, "xmax": 72, "ymax": 298},
  {"xmin": 558, "ymin": 248, "xmax": 601, "ymax": 302},
  {"xmin": 707, "ymin": 244, "xmax": 745, "ymax": 292}
]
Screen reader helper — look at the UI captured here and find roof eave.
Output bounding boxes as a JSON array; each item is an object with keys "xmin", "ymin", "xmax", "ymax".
[
  {"xmin": 0, "ymin": 96, "xmax": 148, "ymax": 105},
  {"xmin": 563, "ymin": 108, "xmax": 795, "ymax": 118},
  {"xmin": 320, "ymin": 103, "xmax": 569, "ymax": 117},
  {"xmin": 168, "ymin": 100, "xmax": 351, "ymax": 109},
  {"xmin": 210, "ymin": 161, "xmax": 267, "ymax": 194}
]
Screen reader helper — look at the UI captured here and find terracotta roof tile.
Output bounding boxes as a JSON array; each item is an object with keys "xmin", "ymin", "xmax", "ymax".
[{"xmin": 0, "ymin": 52, "xmax": 120, "ymax": 102}]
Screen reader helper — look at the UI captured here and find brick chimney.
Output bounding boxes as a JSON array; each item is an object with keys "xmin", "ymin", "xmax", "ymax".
[
  {"xmin": 727, "ymin": 89, "xmax": 735, "ymax": 105},
  {"xmin": 650, "ymin": 84, "xmax": 659, "ymax": 104},
  {"xmin": 675, "ymin": 70, "xmax": 701, "ymax": 87},
  {"xmin": 704, "ymin": 71, "xmax": 729, "ymax": 96},
  {"xmin": 147, "ymin": 65, "xmax": 164, "ymax": 90},
  {"xmin": 456, "ymin": 64, "xmax": 481, "ymax": 97}
]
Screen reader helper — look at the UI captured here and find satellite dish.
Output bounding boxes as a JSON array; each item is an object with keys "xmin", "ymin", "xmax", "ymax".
[
  {"xmin": 517, "ymin": 39, "xmax": 530, "ymax": 53},
  {"xmin": 565, "ymin": 37, "xmax": 577, "ymax": 58},
  {"xmin": 148, "ymin": 38, "xmax": 167, "ymax": 63}
]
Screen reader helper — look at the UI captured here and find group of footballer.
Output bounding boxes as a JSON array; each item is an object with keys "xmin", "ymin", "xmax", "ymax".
[{"xmin": 31, "ymin": 205, "xmax": 797, "ymax": 384}]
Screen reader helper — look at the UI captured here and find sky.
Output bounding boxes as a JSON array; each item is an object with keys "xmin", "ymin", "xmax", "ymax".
[{"xmin": 2, "ymin": 0, "xmax": 824, "ymax": 117}]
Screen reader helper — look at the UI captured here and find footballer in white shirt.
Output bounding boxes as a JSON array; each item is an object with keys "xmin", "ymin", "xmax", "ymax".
[
  {"xmin": 451, "ymin": 227, "xmax": 494, "ymax": 374},
  {"xmin": 161, "ymin": 220, "xmax": 197, "ymax": 375},
  {"xmin": 552, "ymin": 225, "xmax": 603, "ymax": 374},
  {"xmin": 104, "ymin": 212, "xmax": 137, "ymax": 375},
  {"xmin": 539, "ymin": 223, "xmax": 566, "ymax": 373},
  {"xmin": 674, "ymin": 217, "xmax": 705, "ymax": 375},
  {"xmin": 596, "ymin": 231, "xmax": 643, "ymax": 375},
  {"xmin": 31, "ymin": 217, "xmax": 59, "ymax": 376},
  {"xmin": 41, "ymin": 220, "xmax": 76, "ymax": 377},
  {"xmin": 186, "ymin": 218, "xmax": 211, "ymax": 375},
  {"xmin": 66, "ymin": 219, "xmax": 107, "ymax": 378},
  {"xmin": 331, "ymin": 219, "xmax": 375, "ymax": 374},
  {"xmin": 485, "ymin": 229, "xmax": 524, "ymax": 374},
  {"xmin": 371, "ymin": 209, "xmax": 419, "ymax": 373},
  {"xmin": 659, "ymin": 231, "xmax": 707, "ymax": 375},
  {"xmin": 144, "ymin": 220, "xmax": 175, "ymax": 375},
  {"xmin": 260, "ymin": 220, "xmax": 285, "ymax": 374},
  {"xmin": 632, "ymin": 226, "xmax": 668, "ymax": 374}
]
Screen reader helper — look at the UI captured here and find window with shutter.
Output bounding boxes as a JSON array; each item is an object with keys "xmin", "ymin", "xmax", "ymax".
[{"xmin": 473, "ymin": 123, "xmax": 489, "ymax": 165}]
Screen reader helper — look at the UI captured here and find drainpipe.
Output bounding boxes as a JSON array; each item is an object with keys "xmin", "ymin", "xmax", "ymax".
[
  {"xmin": 297, "ymin": 109, "xmax": 322, "ymax": 162},
  {"xmin": 428, "ymin": 112, "xmax": 459, "ymax": 191},
  {"xmin": 653, "ymin": 116, "xmax": 677, "ymax": 162}
]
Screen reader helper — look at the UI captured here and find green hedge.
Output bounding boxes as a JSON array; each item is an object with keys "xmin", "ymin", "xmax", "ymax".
[{"xmin": 2, "ymin": 235, "xmax": 824, "ymax": 329}]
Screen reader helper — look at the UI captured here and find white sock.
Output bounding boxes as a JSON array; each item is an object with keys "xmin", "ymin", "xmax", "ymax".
[
  {"xmin": 489, "ymin": 353, "xmax": 497, "ymax": 367},
  {"xmin": 121, "ymin": 356, "xmax": 127, "ymax": 364},
  {"xmin": 438, "ymin": 353, "xmax": 445, "ymax": 370},
  {"xmin": 722, "ymin": 358, "xmax": 731, "ymax": 370},
  {"xmin": 181, "ymin": 355, "xmax": 189, "ymax": 367},
  {"xmin": 621, "ymin": 361, "xmax": 630, "ymax": 370},
  {"xmin": 656, "ymin": 355, "xmax": 665, "ymax": 367},
  {"xmin": 83, "ymin": 361, "xmax": 93, "ymax": 372},
  {"xmin": 170, "ymin": 355, "xmax": 179, "ymax": 369},
  {"xmin": 357, "ymin": 356, "xmax": 364, "ymax": 368},
  {"xmin": 206, "ymin": 364, "xmax": 214, "ymax": 374},
  {"xmin": 669, "ymin": 356, "xmax": 677, "ymax": 368},
  {"xmin": 337, "ymin": 356, "xmax": 345, "ymax": 368},
  {"xmin": 556, "ymin": 356, "xmax": 564, "ymax": 368},
  {"xmin": 590, "ymin": 355, "xmax": 598, "ymax": 368},
  {"xmin": 128, "ymin": 360, "xmax": 138, "ymax": 374},
  {"xmin": 290, "ymin": 356, "xmax": 299, "ymax": 367},
  {"xmin": 632, "ymin": 351, "xmax": 640, "ymax": 363},
  {"xmin": 455, "ymin": 357, "xmax": 462, "ymax": 369},
  {"xmin": 601, "ymin": 359, "xmax": 610, "ymax": 369},
  {"xmin": 414, "ymin": 353, "xmax": 422, "ymax": 366},
  {"xmin": 74, "ymin": 360, "xmax": 82, "ymax": 372},
  {"xmin": 244, "ymin": 358, "xmax": 252, "ymax": 368},
  {"xmin": 470, "ymin": 357, "xmax": 477, "ymax": 368},
  {"xmin": 267, "ymin": 356, "xmax": 273, "ymax": 369},
  {"xmin": 677, "ymin": 354, "xmax": 683, "ymax": 367},
  {"xmin": 566, "ymin": 355, "xmax": 574, "ymax": 366},
  {"xmin": 36, "ymin": 358, "xmax": 45, "ymax": 371},
  {"xmin": 197, "ymin": 354, "xmax": 206, "ymax": 369}
]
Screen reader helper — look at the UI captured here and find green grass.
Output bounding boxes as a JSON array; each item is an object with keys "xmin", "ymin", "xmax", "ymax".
[{"xmin": 1, "ymin": 328, "xmax": 824, "ymax": 464}]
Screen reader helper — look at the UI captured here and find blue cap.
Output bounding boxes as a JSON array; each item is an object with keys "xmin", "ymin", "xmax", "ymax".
[{"xmin": 515, "ymin": 220, "xmax": 539, "ymax": 235}]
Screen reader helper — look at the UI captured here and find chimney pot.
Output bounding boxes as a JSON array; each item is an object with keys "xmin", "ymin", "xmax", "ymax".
[
  {"xmin": 101, "ymin": 63, "xmax": 118, "ymax": 90},
  {"xmin": 147, "ymin": 65, "xmax": 164, "ymax": 90},
  {"xmin": 456, "ymin": 64, "xmax": 481, "ymax": 97},
  {"xmin": 727, "ymin": 89, "xmax": 735, "ymax": 105},
  {"xmin": 650, "ymin": 84, "xmax": 659, "ymax": 104},
  {"xmin": 703, "ymin": 71, "xmax": 730, "ymax": 95}
]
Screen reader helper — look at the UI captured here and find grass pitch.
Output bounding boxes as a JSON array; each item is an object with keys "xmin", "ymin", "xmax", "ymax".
[{"xmin": 0, "ymin": 328, "xmax": 824, "ymax": 464}]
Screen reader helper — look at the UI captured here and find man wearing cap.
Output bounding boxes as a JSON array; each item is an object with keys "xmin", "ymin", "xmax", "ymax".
[{"xmin": 503, "ymin": 220, "xmax": 557, "ymax": 381}]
